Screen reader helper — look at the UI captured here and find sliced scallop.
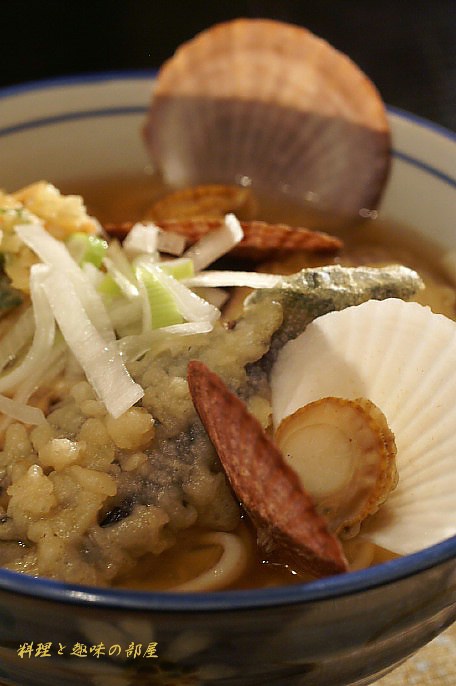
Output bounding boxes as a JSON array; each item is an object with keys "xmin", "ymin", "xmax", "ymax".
[{"xmin": 271, "ymin": 298, "xmax": 456, "ymax": 554}]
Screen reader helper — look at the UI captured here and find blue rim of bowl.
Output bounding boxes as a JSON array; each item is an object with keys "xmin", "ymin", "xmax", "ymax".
[
  {"xmin": 1, "ymin": 71, "xmax": 455, "ymax": 191},
  {"xmin": 0, "ymin": 71, "xmax": 455, "ymax": 612}
]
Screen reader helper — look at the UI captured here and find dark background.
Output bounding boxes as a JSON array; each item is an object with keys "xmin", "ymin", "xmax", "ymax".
[{"xmin": 1, "ymin": 0, "xmax": 455, "ymax": 130}]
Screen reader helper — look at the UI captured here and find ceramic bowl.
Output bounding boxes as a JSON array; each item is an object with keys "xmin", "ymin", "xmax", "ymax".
[{"xmin": 0, "ymin": 73, "xmax": 455, "ymax": 686}]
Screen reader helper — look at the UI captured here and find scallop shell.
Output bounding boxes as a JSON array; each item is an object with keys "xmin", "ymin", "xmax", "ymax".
[
  {"xmin": 144, "ymin": 19, "xmax": 391, "ymax": 223},
  {"xmin": 270, "ymin": 298, "xmax": 456, "ymax": 555},
  {"xmin": 104, "ymin": 218, "xmax": 342, "ymax": 261}
]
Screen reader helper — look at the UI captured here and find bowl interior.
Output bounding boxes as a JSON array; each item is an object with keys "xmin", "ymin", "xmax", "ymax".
[
  {"xmin": 0, "ymin": 72, "xmax": 455, "ymax": 609},
  {"xmin": 1, "ymin": 72, "xmax": 455, "ymax": 246}
]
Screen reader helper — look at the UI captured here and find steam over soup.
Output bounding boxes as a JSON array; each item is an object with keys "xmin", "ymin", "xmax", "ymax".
[{"xmin": 0, "ymin": 177, "xmax": 454, "ymax": 590}]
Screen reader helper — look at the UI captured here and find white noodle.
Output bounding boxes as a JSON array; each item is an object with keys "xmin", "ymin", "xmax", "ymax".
[{"xmin": 171, "ymin": 532, "xmax": 247, "ymax": 592}]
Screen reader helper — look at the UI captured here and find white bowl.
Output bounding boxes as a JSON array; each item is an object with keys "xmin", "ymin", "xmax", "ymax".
[
  {"xmin": 1, "ymin": 72, "xmax": 455, "ymax": 242},
  {"xmin": 0, "ymin": 73, "xmax": 455, "ymax": 686}
]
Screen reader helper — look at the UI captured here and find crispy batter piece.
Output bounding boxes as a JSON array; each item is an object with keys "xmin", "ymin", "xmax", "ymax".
[
  {"xmin": 145, "ymin": 184, "xmax": 257, "ymax": 221},
  {"xmin": 104, "ymin": 218, "xmax": 342, "ymax": 261},
  {"xmin": 187, "ymin": 360, "xmax": 348, "ymax": 578}
]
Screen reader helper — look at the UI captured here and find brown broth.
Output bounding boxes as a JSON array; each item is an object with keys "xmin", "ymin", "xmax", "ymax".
[
  {"xmin": 60, "ymin": 172, "xmax": 456, "ymax": 322},
  {"xmin": 116, "ymin": 519, "xmax": 310, "ymax": 592},
  {"xmin": 60, "ymin": 173, "xmax": 455, "ymax": 591}
]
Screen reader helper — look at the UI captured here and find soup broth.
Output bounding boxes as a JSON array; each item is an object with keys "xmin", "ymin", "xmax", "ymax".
[
  {"xmin": 62, "ymin": 172, "xmax": 455, "ymax": 322},
  {"xmin": 0, "ymin": 173, "xmax": 454, "ymax": 591},
  {"xmin": 59, "ymin": 173, "xmax": 455, "ymax": 590}
]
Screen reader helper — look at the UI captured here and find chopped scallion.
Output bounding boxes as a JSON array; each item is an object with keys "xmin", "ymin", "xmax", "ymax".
[
  {"xmin": 159, "ymin": 258, "xmax": 195, "ymax": 281},
  {"xmin": 66, "ymin": 232, "xmax": 108, "ymax": 268},
  {"xmin": 136, "ymin": 266, "xmax": 184, "ymax": 329},
  {"xmin": 98, "ymin": 273, "xmax": 123, "ymax": 298}
]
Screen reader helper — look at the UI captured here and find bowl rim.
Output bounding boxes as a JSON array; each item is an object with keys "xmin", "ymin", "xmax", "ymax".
[
  {"xmin": 0, "ymin": 69, "xmax": 156, "ymax": 99},
  {"xmin": 0, "ymin": 71, "xmax": 455, "ymax": 612},
  {"xmin": 0, "ymin": 536, "xmax": 454, "ymax": 611},
  {"xmin": 0, "ymin": 69, "xmax": 455, "ymax": 142}
]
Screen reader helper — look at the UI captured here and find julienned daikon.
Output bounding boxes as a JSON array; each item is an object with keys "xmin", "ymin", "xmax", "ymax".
[{"xmin": 7, "ymin": 213, "xmax": 259, "ymax": 420}]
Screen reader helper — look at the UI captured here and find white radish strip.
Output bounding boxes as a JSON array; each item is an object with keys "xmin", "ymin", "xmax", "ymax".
[
  {"xmin": 0, "ymin": 393, "xmax": 45, "ymax": 425},
  {"xmin": 105, "ymin": 240, "xmax": 138, "ymax": 281},
  {"xmin": 118, "ymin": 322, "xmax": 213, "ymax": 362},
  {"xmin": 123, "ymin": 221, "xmax": 187, "ymax": 259},
  {"xmin": 137, "ymin": 275, "xmax": 152, "ymax": 333},
  {"xmin": 15, "ymin": 222, "xmax": 115, "ymax": 344},
  {"xmin": 171, "ymin": 533, "xmax": 247, "ymax": 592},
  {"xmin": 123, "ymin": 223, "xmax": 159, "ymax": 257},
  {"xmin": 107, "ymin": 298, "xmax": 143, "ymax": 332},
  {"xmin": 0, "ymin": 307, "xmax": 35, "ymax": 373},
  {"xmin": 103, "ymin": 257, "xmax": 139, "ymax": 299},
  {"xmin": 82, "ymin": 261, "xmax": 105, "ymax": 289},
  {"xmin": 13, "ymin": 342, "xmax": 65, "ymax": 404},
  {"xmin": 148, "ymin": 266, "xmax": 220, "ymax": 324},
  {"xmin": 192, "ymin": 286, "xmax": 229, "ymax": 309},
  {"xmin": 184, "ymin": 270, "xmax": 282, "ymax": 289},
  {"xmin": 117, "ymin": 333, "xmax": 154, "ymax": 363},
  {"xmin": 0, "ymin": 265, "xmax": 55, "ymax": 394},
  {"xmin": 0, "ymin": 342, "xmax": 65, "ymax": 434},
  {"xmin": 159, "ymin": 321, "xmax": 213, "ymax": 336},
  {"xmin": 182, "ymin": 213, "xmax": 244, "ymax": 272},
  {"xmin": 41, "ymin": 268, "xmax": 143, "ymax": 418},
  {"xmin": 157, "ymin": 229, "xmax": 186, "ymax": 256}
]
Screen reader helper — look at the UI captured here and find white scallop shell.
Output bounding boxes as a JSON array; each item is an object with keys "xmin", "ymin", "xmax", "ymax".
[
  {"xmin": 271, "ymin": 298, "xmax": 456, "ymax": 554},
  {"xmin": 144, "ymin": 19, "xmax": 390, "ymax": 222}
]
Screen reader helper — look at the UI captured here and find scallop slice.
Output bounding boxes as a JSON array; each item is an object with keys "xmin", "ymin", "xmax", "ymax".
[
  {"xmin": 275, "ymin": 397, "xmax": 398, "ymax": 538},
  {"xmin": 271, "ymin": 298, "xmax": 456, "ymax": 554},
  {"xmin": 187, "ymin": 360, "xmax": 348, "ymax": 578},
  {"xmin": 144, "ymin": 19, "xmax": 390, "ymax": 223}
]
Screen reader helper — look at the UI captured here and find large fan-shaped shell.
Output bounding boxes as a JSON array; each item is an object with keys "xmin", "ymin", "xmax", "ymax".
[
  {"xmin": 270, "ymin": 299, "xmax": 456, "ymax": 554},
  {"xmin": 144, "ymin": 19, "xmax": 390, "ymax": 223}
]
